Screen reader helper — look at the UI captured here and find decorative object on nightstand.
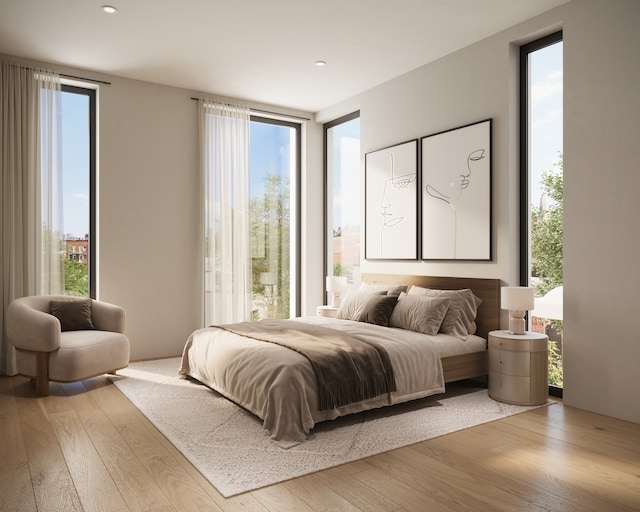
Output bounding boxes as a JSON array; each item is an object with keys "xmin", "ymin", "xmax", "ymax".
[
  {"xmin": 325, "ymin": 276, "xmax": 348, "ymax": 308},
  {"xmin": 488, "ymin": 330, "xmax": 548, "ymax": 406},
  {"xmin": 316, "ymin": 305, "xmax": 339, "ymax": 318},
  {"xmin": 260, "ymin": 272, "xmax": 277, "ymax": 318},
  {"xmin": 500, "ymin": 286, "xmax": 535, "ymax": 335}
]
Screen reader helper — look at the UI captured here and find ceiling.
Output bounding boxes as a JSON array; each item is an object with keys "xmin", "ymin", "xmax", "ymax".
[{"xmin": 0, "ymin": 0, "xmax": 567, "ymax": 113}]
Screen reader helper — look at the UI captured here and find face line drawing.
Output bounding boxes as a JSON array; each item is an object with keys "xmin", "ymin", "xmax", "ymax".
[
  {"xmin": 379, "ymin": 151, "xmax": 417, "ymax": 255},
  {"xmin": 426, "ymin": 148, "xmax": 484, "ymax": 205},
  {"xmin": 424, "ymin": 148, "xmax": 485, "ymax": 258}
]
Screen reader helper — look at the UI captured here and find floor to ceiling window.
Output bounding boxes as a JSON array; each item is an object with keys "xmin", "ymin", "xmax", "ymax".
[
  {"xmin": 324, "ymin": 112, "xmax": 361, "ymax": 298},
  {"xmin": 520, "ymin": 32, "xmax": 563, "ymax": 392},
  {"xmin": 59, "ymin": 84, "xmax": 96, "ymax": 297},
  {"xmin": 249, "ymin": 116, "xmax": 300, "ymax": 319}
]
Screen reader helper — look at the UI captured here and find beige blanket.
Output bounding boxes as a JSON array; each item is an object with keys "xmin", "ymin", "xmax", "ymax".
[
  {"xmin": 217, "ymin": 320, "xmax": 396, "ymax": 411},
  {"xmin": 180, "ymin": 317, "xmax": 446, "ymax": 448}
]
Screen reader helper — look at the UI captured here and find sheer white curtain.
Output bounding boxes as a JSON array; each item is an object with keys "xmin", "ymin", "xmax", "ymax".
[
  {"xmin": 199, "ymin": 100, "xmax": 252, "ymax": 325},
  {"xmin": 1, "ymin": 62, "xmax": 63, "ymax": 375}
]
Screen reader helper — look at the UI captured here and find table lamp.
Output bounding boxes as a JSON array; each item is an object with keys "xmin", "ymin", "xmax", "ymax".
[
  {"xmin": 501, "ymin": 286, "xmax": 535, "ymax": 335},
  {"xmin": 326, "ymin": 276, "xmax": 348, "ymax": 308}
]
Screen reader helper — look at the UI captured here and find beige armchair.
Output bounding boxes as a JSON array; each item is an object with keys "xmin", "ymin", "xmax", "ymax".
[{"xmin": 6, "ymin": 295, "xmax": 130, "ymax": 395}]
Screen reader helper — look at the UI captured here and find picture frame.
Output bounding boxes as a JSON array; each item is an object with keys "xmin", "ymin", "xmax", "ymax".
[
  {"xmin": 421, "ymin": 119, "xmax": 492, "ymax": 261},
  {"xmin": 365, "ymin": 139, "xmax": 418, "ymax": 260}
]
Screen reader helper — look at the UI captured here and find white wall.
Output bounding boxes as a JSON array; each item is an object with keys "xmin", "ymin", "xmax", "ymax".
[
  {"xmin": 562, "ymin": 0, "xmax": 640, "ymax": 423},
  {"xmin": 318, "ymin": 0, "xmax": 640, "ymax": 424},
  {"xmin": 97, "ymin": 77, "xmax": 202, "ymax": 361}
]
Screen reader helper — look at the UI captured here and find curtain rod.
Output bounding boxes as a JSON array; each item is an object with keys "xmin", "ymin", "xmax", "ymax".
[
  {"xmin": 61, "ymin": 73, "xmax": 111, "ymax": 85},
  {"xmin": 2, "ymin": 62, "xmax": 111, "ymax": 85},
  {"xmin": 190, "ymin": 97, "xmax": 310, "ymax": 121}
]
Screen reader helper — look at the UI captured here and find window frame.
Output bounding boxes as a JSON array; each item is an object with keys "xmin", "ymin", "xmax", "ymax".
[
  {"xmin": 61, "ymin": 84, "xmax": 97, "ymax": 298},
  {"xmin": 519, "ymin": 30, "xmax": 563, "ymax": 397},
  {"xmin": 323, "ymin": 110, "xmax": 360, "ymax": 303},
  {"xmin": 519, "ymin": 30, "xmax": 562, "ymax": 287},
  {"xmin": 249, "ymin": 115, "xmax": 302, "ymax": 317}
]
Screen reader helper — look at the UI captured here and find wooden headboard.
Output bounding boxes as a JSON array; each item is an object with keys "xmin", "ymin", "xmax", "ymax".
[{"xmin": 361, "ymin": 274, "xmax": 501, "ymax": 339}]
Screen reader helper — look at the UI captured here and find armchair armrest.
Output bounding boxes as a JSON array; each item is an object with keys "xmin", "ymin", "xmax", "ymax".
[
  {"xmin": 6, "ymin": 298, "xmax": 61, "ymax": 352},
  {"xmin": 91, "ymin": 300, "xmax": 126, "ymax": 333}
]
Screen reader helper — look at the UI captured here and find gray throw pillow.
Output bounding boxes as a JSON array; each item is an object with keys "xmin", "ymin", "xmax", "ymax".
[{"xmin": 352, "ymin": 294, "xmax": 398, "ymax": 326}]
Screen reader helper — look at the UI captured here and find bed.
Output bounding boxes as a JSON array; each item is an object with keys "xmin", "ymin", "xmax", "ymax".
[{"xmin": 179, "ymin": 274, "xmax": 500, "ymax": 448}]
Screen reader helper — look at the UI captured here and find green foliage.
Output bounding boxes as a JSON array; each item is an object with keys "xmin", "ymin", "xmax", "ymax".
[
  {"xmin": 548, "ymin": 339, "xmax": 563, "ymax": 387},
  {"xmin": 250, "ymin": 173, "xmax": 291, "ymax": 319},
  {"xmin": 531, "ymin": 154, "xmax": 564, "ymax": 386},
  {"xmin": 332, "ymin": 263, "xmax": 345, "ymax": 277},
  {"xmin": 64, "ymin": 257, "xmax": 89, "ymax": 297},
  {"xmin": 531, "ymin": 154, "xmax": 563, "ymax": 296}
]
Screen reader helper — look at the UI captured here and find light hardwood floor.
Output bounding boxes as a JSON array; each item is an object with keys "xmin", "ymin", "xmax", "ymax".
[{"xmin": 1, "ymin": 373, "xmax": 639, "ymax": 512}]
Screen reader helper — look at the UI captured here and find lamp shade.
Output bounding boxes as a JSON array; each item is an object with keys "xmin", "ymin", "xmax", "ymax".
[
  {"xmin": 326, "ymin": 276, "xmax": 348, "ymax": 293},
  {"xmin": 259, "ymin": 272, "xmax": 276, "ymax": 285},
  {"xmin": 501, "ymin": 286, "xmax": 535, "ymax": 311}
]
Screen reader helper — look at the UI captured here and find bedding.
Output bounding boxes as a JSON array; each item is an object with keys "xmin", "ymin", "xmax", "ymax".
[
  {"xmin": 215, "ymin": 319, "xmax": 396, "ymax": 410},
  {"xmin": 179, "ymin": 315, "xmax": 483, "ymax": 448},
  {"xmin": 180, "ymin": 276, "xmax": 499, "ymax": 448},
  {"xmin": 408, "ymin": 286, "xmax": 482, "ymax": 339}
]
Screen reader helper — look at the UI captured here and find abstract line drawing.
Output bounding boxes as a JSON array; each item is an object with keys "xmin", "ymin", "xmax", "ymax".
[
  {"xmin": 425, "ymin": 148, "xmax": 485, "ymax": 257},
  {"xmin": 379, "ymin": 152, "xmax": 417, "ymax": 254},
  {"xmin": 365, "ymin": 139, "xmax": 418, "ymax": 260},
  {"xmin": 422, "ymin": 119, "xmax": 492, "ymax": 261}
]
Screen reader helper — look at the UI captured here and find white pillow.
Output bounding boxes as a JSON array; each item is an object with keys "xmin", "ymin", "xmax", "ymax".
[
  {"xmin": 336, "ymin": 289, "xmax": 387, "ymax": 320},
  {"xmin": 389, "ymin": 293, "xmax": 450, "ymax": 335},
  {"xmin": 407, "ymin": 286, "xmax": 482, "ymax": 339}
]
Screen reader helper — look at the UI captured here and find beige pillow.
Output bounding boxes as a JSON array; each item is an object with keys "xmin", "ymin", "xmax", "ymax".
[
  {"xmin": 50, "ymin": 299, "xmax": 95, "ymax": 332},
  {"xmin": 389, "ymin": 293, "xmax": 450, "ymax": 335},
  {"xmin": 407, "ymin": 287, "xmax": 482, "ymax": 339},
  {"xmin": 352, "ymin": 294, "xmax": 398, "ymax": 326},
  {"xmin": 358, "ymin": 282, "xmax": 408, "ymax": 297},
  {"xmin": 337, "ymin": 289, "xmax": 387, "ymax": 320}
]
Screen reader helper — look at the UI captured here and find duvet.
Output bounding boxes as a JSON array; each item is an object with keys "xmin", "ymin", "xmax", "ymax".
[{"xmin": 179, "ymin": 316, "xmax": 445, "ymax": 448}]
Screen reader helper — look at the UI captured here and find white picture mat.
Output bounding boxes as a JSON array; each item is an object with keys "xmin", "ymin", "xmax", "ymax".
[
  {"xmin": 422, "ymin": 120, "xmax": 491, "ymax": 260},
  {"xmin": 365, "ymin": 139, "xmax": 418, "ymax": 260}
]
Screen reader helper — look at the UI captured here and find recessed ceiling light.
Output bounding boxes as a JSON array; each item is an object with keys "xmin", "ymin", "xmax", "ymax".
[
  {"xmin": 315, "ymin": 60, "xmax": 327, "ymax": 67},
  {"xmin": 101, "ymin": 5, "xmax": 118, "ymax": 14}
]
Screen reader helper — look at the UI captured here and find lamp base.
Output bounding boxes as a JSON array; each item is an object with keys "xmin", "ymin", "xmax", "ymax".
[
  {"xmin": 508, "ymin": 311, "xmax": 526, "ymax": 335},
  {"xmin": 331, "ymin": 293, "xmax": 341, "ymax": 308}
]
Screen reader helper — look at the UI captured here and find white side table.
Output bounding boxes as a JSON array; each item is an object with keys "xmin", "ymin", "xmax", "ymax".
[
  {"xmin": 316, "ymin": 305, "xmax": 339, "ymax": 318},
  {"xmin": 488, "ymin": 330, "xmax": 548, "ymax": 406}
]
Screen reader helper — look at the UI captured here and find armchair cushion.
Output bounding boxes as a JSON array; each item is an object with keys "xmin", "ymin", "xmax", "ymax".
[{"xmin": 50, "ymin": 299, "xmax": 95, "ymax": 331}]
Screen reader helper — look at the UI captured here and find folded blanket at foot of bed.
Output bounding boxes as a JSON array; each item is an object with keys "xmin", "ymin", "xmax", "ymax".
[{"xmin": 217, "ymin": 319, "xmax": 396, "ymax": 410}]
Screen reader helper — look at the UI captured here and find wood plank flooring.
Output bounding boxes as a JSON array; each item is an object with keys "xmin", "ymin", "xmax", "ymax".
[{"xmin": 1, "ymin": 372, "xmax": 639, "ymax": 512}]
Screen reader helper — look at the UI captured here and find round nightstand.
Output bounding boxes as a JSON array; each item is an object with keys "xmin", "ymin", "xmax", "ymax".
[
  {"xmin": 488, "ymin": 330, "xmax": 548, "ymax": 406},
  {"xmin": 316, "ymin": 305, "xmax": 339, "ymax": 318}
]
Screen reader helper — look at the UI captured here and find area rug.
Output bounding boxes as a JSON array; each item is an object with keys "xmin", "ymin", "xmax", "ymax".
[{"xmin": 112, "ymin": 357, "xmax": 549, "ymax": 497}]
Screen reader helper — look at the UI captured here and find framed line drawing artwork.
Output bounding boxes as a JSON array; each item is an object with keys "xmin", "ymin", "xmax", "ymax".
[
  {"xmin": 421, "ymin": 119, "xmax": 492, "ymax": 261},
  {"xmin": 365, "ymin": 139, "xmax": 418, "ymax": 260}
]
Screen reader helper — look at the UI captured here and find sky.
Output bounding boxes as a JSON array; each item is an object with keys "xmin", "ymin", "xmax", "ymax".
[
  {"xmin": 529, "ymin": 40, "xmax": 563, "ymax": 209},
  {"xmin": 249, "ymin": 120, "xmax": 294, "ymax": 199},
  {"xmin": 330, "ymin": 117, "xmax": 361, "ymax": 231},
  {"xmin": 61, "ymin": 90, "xmax": 90, "ymax": 238}
]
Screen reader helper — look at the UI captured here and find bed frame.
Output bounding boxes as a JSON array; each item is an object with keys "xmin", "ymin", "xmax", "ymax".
[{"xmin": 361, "ymin": 274, "xmax": 501, "ymax": 383}]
